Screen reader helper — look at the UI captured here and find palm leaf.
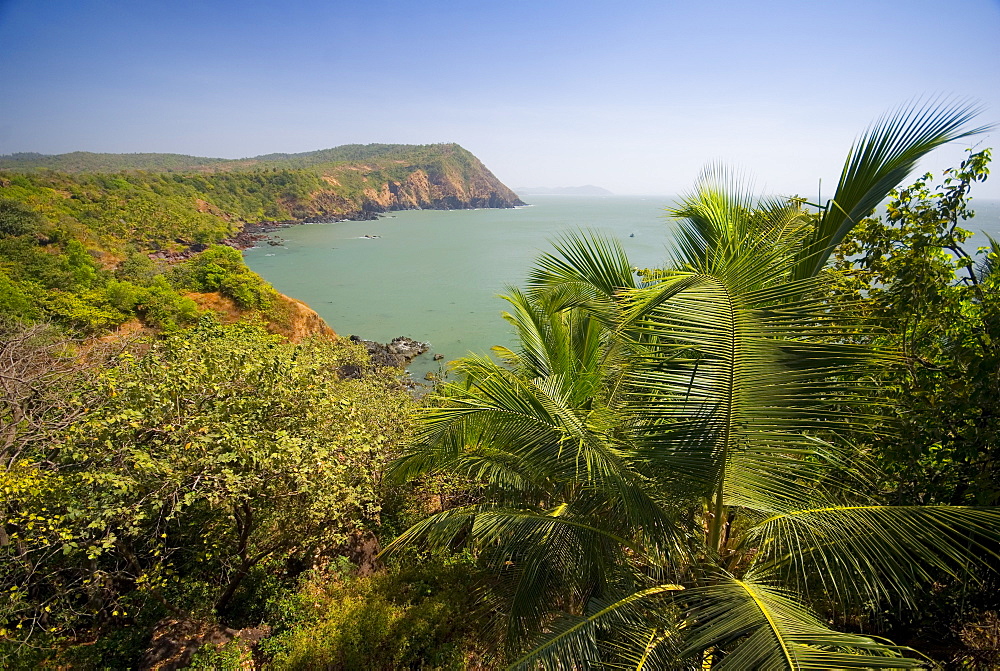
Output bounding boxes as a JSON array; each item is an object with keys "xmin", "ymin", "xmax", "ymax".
[
  {"xmin": 679, "ymin": 574, "xmax": 924, "ymax": 669},
  {"xmin": 527, "ymin": 230, "xmax": 640, "ymax": 299},
  {"xmin": 508, "ymin": 584, "xmax": 685, "ymax": 670},
  {"xmin": 622, "ymin": 271, "xmax": 893, "ymax": 517},
  {"xmin": 792, "ymin": 98, "xmax": 989, "ymax": 280},
  {"xmin": 747, "ymin": 505, "xmax": 1000, "ymax": 614},
  {"xmin": 670, "ymin": 163, "xmax": 811, "ymax": 277}
]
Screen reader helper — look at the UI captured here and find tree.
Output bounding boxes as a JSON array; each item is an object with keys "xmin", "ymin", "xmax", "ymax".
[
  {"xmin": 386, "ymin": 101, "xmax": 1000, "ymax": 668},
  {"xmin": 829, "ymin": 148, "xmax": 999, "ymax": 506},
  {"xmin": 180, "ymin": 244, "xmax": 278, "ymax": 310},
  {"xmin": 1, "ymin": 319, "xmax": 413, "ymax": 650},
  {"xmin": 0, "ymin": 199, "xmax": 45, "ymax": 238}
]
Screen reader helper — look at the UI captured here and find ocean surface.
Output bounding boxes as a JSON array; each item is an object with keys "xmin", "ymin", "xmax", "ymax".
[{"xmin": 245, "ymin": 195, "xmax": 1000, "ymax": 379}]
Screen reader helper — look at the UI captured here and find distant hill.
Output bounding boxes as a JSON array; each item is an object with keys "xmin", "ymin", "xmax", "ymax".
[
  {"xmin": 1, "ymin": 143, "xmax": 517, "ymax": 178},
  {"xmin": 0, "ymin": 143, "xmax": 524, "ymax": 334},
  {"xmin": 514, "ymin": 185, "xmax": 614, "ymax": 196},
  {"xmin": 0, "ymin": 143, "xmax": 525, "ymax": 229},
  {"xmin": 0, "ymin": 151, "xmax": 229, "ymax": 173}
]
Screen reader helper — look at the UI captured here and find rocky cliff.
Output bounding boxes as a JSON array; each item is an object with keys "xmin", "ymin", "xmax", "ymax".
[
  {"xmin": 361, "ymin": 163, "xmax": 522, "ymax": 213},
  {"xmin": 251, "ymin": 143, "xmax": 525, "ymax": 221},
  {"xmin": 0, "ymin": 143, "xmax": 526, "ymax": 226},
  {"xmin": 186, "ymin": 292, "xmax": 337, "ymax": 342}
]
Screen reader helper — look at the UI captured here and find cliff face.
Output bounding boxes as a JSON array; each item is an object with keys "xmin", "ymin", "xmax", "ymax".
[
  {"xmin": 361, "ymin": 166, "xmax": 522, "ymax": 212},
  {"xmin": 287, "ymin": 144, "xmax": 524, "ymax": 220}
]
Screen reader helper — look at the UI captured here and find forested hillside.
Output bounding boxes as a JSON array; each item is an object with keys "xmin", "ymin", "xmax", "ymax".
[
  {"xmin": 0, "ymin": 143, "xmax": 523, "ymax": 335},
  {"xmin": 0, "ymin": 143, "xmax": 525, "ymax": 224},
  {"xmin": 2, "ymin": 108, "xmax": 999, "ymax": 669}
]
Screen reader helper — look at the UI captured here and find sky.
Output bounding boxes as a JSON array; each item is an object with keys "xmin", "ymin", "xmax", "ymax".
[{"xmin": 1, "ymin": 0, "xmax": 999, "ymax": 198}]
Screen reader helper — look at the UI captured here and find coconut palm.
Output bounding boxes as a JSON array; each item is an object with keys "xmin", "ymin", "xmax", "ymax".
[{"xmin": 385, "ymin": 101, "xmax": 1000, "ymax": 669}]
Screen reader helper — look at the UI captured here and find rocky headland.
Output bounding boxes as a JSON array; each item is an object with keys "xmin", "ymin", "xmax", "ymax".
[{"xmin": 0, "ymin": 143, "xmax": 509, "ymax": 370}]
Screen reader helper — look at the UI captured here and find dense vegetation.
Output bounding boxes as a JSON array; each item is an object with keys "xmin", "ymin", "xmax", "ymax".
[
  {"xmin": 831, "ymin": 148, "xmax": 999, "ymax": 507},
  {"xmin": 388, "ymin": 104, "xmax": 1000, "ymax": 668},
  {"xmin": 0, "ymin": 320, "xmax": 420, "ymax": 668},
  {"xmin": 0, "ymin": 152, "xmax": 230, "ymax": 173},
  {"xmin": 0, "ymin": 143, "xmax": 487, "ymax": 174},
  {"xmin": 2, "ymin": 105, "xmax": 999, "ymax": 669},
  {"xmin": 0, "ymin": 194, "xmax": 277, "ymax": 333}
]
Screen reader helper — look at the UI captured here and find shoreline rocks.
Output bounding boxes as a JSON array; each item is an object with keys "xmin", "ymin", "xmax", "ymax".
[
  {"xmin": 151, "ymin": 192, "xmax": 526, "ymax": 261},
  {"xmin": 350, "ymin": 335, "xmax": 430, "ymax": 369}
]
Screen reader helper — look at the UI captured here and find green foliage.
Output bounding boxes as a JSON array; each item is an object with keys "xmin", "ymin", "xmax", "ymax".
[
  {"xmin": 186, "ymin": 638, "xmax": 251, "ymax": 670},
  {"xmin": 0, "ymin": 235, "xmax": 95, "ymax": 292},
  {"xmin": 180, "ymin": 244, "xmax": 277, "ymax": 310},
  {"xmin": 0, "ymin": 320, "xmax": 414, "ymax": 661},
  {"xmin": 263, "ymin": 556, "xmax": 491, "ymax": 670},
  {"xmin": 114, "ymin": 248, "xmax": 158, "ymax": 283},
  {"xmin": 40, "ymin": 287, "xmax": 129, "ymax": 332},
  {"xmin": 830, "ymin": 148, "xmax": 999, "ymax": 505},
  {"xmin": 0, "ymin": 151, "xmax": 230, "ymax": 173},
  {"xmin": 386, "ymin": 102, "xmax": 999, "ymax": 669},
  {"xmin": 0, "ymin": 170, "xmax": 235, "ymax": 251},
  {"xmin": 0, "ymin": 198, "xmax": 45, "ymax": 237},
  {"xmin": 0, "ymin": 142, "xmax": 473, "ymax": 174},
  {"xmin": 0, "ymin": 199, "xmax": 206, "ymax": 332},
  {"xmin": 103, "ymin": 276, "xmax": 201, "ymax": 330},
  {"xmin": 0, "ymin": 270, "xmax": 40, "ymax": 322}
]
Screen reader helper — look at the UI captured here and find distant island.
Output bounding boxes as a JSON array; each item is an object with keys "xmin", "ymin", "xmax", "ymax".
[{"xmin": 514, "ymin": 185, "xmax": 614, "ymax": 196}]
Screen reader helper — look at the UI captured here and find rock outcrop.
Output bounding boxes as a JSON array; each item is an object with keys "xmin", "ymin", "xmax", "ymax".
[
  {"xmin": 185, "ymin": 292, "xmax": 337, "ymax": 342},
  {"xmin": 354, "ymin": 147, "xmax": 524, "ymax": 214},
  {"xmin": 349, "ymin": 335, "xmax": 429, "ymax": 368}
]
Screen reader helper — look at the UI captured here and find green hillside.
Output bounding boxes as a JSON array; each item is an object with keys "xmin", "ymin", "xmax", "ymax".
[
  {"xmin": 0, "ymin": 142, "xmax": 499, "ymax": 175},
  {"xmin": 0, "ymin": 151, "xmax": 230, "ymax": 173},
  {"xmin": 0, "ymin": 143, "xmax": 522, "ymax": 334}
]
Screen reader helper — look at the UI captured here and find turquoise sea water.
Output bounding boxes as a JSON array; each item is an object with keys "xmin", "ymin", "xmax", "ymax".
[{"xmin": 244, "ymin": 196, "xmax": 1000, "ymax": 379}]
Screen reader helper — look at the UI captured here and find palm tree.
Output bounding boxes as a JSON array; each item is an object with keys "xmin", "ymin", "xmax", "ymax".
[{"xmin": 385, "ymin": 101, "xmax": 1000, "ymax": 669}]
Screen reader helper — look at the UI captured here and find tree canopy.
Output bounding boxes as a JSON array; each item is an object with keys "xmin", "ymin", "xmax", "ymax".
[
  {"xmin": 386, "ymin": 101, "xmax": 1000, "ymax": 669},
  {"xmin": 1, "ymin": 319, "xmax": 413, "ymax": 661}
]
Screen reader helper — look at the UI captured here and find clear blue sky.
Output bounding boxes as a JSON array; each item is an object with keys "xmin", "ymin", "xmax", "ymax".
[{"xmin": 2, "ymin": 0, "xmax": 999, "ymax": 197}]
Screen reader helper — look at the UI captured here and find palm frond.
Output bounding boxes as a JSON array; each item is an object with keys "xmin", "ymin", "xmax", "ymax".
[
  {"xmin": 679, "ymin": 574, "xmax": 924, "ymax": 669},
  {"xmin": 747, "ymin": 505, "xmax": 1000, "ymax": 614},
  {"xmin": 508, "ymin": 584, "xmax": 685, "ymax": 670},
  {"xmin": 527, "ymin": 230, "xmax": 640, "ymax": 298},
  {"xmin": 793, "ymin": 98, "xmax": 989, "ymax": 279},
  {"xmin": 622, "ymin": 272, "xmax": 894, "ymax": 512},
  {"xmin": 670, "ymin": 163, "xmax": 811, "ymax": 278}
]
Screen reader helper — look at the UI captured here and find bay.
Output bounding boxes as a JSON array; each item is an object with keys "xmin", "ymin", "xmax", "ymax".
[
  {"xmin": 244, "ymin": 195, "xmax": 1000, "ymax": 379},
  {"xmin": 244, "ymin": 196, "xmax": 676, "ymax": 377}
]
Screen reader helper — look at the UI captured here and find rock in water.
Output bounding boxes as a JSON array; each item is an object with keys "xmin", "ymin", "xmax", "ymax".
[{"xmin": 350, "ymin": 334, "xmax": 430, "ymax": 368}]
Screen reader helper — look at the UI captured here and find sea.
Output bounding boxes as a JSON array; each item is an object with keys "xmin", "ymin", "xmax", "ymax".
[{"xmin": 244, "ymin": 195, "xmax": 1000, "ymax": 380}]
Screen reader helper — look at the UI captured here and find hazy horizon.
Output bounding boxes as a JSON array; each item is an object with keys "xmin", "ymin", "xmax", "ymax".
[{"xmin": 2, "ymin": 0, "xmax": 999, "ymax": 197}]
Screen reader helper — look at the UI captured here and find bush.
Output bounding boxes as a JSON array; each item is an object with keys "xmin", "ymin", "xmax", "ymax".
[
  {"xmin": 183, "ymin": 245, "xmax": 277, "ymax": 310},
  {"xmin": 263, "ymin": 555, "xmax": 494, "ymax": 670},
  {"xmin": 0, "ymin": 198, "xmax": 45, "ymax": 237},
  {"xmin": 0, "ymin": 271, "xmax": 40, "ymax": 322}
]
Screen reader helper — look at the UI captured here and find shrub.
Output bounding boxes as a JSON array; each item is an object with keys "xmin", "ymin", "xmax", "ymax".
[
  {"xmin": 183, "ymin": 245, "xmax": 277, "ymax": 310},
  {"xmin": 263, "ymin": 555, "xmax": 493, "ymax": 670}
]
